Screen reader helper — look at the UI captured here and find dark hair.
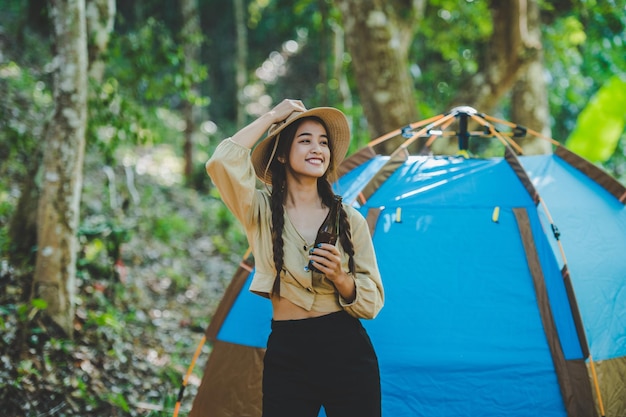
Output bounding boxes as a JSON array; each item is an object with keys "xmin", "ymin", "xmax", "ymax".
[{"xmin": 268, "ymin": 117, "xmax": 355, "ymax": 296}]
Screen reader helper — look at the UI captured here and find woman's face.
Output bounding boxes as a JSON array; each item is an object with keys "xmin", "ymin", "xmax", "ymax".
[{"xmin": 285, "ymin": 119, "xmax": 331, "ymax": 182}]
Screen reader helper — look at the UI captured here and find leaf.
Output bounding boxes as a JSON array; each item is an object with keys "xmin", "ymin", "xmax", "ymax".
[
  {"xmin": 566, "ymin": 76, "xmax": 626, "ymax": 162},
  {"xmin": 84, "ymin": 238, "xmax": 106, "ymax": 262},
  {"xmin": 31, "ymin": 298, "xmax": 48, "ymax": 310},
  {"xmin": 108, "ymin": 392, "xmax": 130, "ymax": 412}
]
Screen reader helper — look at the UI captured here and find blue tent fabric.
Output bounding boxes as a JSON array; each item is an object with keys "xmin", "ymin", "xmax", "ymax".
[
  {"xmin": 521, "ymin": 155, "xmax": 626, "ymax": 361},
  {"xmin": 343, "ymin": 155, "xmax": 583, "ymax": 416},
  {"xmin": 362, "ymin": 207, "xmax": 567, "ymax": 416},
  {"xmin": 200, "ymin": 151, "xmax": 625, "ymax": 417},
  {"xmin": 217, "ymin": 267, "xmax": 272, "ymax": 348}
]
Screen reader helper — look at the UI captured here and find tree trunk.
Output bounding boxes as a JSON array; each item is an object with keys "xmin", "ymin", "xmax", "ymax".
[
  {"xmin": 334, "ymin": 0, "xmax": 425, "ymax": 150},
  {"xmin": 429, "ymin": 0, "xmax": 543, "ymax": 155},
  {"xmin": 7, "ymin": 164, "xmax": 40, "ymax": 271},
  {"xmin": 451, "ymin": 0, "xmax": 541, "ymax": 113},
  {"xmin": 510, "ymin": 0, "xmax": 552, "ymax": 155},
  {"xmin": 331, "ymin": 22, "xmax": 352, "ymax": 111},
  {"xmin": 181, "ymin": 0, "xmax": 202, "ymax": 183},
  {"xmin": 85, "ymin": 0, "xmax": 116, "ymax": 83},
  {"xmin": 34, "ymin": 0, "xmax": 88, "ymax": 336},
  {"xmin": 318, "ymin": 0, "xmax": 331, "ymax": 105},
  {"xmin": 233, "ymin": 0, "xmax": 247, "ymax": 128}
]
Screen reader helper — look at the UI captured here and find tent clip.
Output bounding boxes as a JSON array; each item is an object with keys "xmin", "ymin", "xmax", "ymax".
[
  {"xmin": 492, "ymin": 206, "xmax": 500, "ymax": 223},
  {"xmin": 551, "ymin": 223, "xmax": 561, "ymax": 240},
  {"xmin": 513, "ymin": 125, "xmax": 527, "ymax": 138},
  {"xmin": 395, "ymin": 207, "xmax": 402, "ymax": 223},
  {"xmin": 401, "ymin": 125, "xmax": 414, "ymax": 138}
]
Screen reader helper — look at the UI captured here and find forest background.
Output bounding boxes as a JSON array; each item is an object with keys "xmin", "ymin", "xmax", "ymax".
[{"xmin": 0, "ymin": 0, "xmax": 625, "ymax": 416}]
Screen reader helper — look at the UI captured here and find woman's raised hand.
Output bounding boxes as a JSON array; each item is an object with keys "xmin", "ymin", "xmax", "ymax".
[
  {"xmin": 230, "ymin": 99, "xmax": 306, "ymax": 149},
  {"xmin": 268, "ymin": 99, "xmax": 306, "ymax": 124}
]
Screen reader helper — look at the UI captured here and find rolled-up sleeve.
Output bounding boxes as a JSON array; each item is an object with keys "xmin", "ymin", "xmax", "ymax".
[
  {"xmin": 339, "ymin": 209, "xmax": 384, "ymax": 319},
  {"xmin": 205, "ymin": 138, "xmax": 258, "ymax": 228}
]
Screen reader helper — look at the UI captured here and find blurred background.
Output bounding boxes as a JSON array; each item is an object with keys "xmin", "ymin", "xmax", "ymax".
[{"xmin": 0, "ymin": 0, "xmax": 624, "ymax": 416}]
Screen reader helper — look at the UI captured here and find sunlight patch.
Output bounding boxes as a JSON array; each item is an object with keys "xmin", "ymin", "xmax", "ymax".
[{"xmin": 134, "ymin": 145, "xmax": 184, "ymax": 186}]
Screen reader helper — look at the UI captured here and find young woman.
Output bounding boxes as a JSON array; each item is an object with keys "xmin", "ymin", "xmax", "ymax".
[{"xmin": 206, "ymin": 99, "xmax": 384, "ymax": 417}]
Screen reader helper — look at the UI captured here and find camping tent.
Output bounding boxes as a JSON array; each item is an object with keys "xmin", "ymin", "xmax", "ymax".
[{"xmin": 186, "ymin": 107, "xmax": 626, "ymax": 417}]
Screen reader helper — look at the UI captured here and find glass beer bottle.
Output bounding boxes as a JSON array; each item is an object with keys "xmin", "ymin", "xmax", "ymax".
[{"xmin": 307, "ymin": 195, "xmax": 342, "ymax": 273}]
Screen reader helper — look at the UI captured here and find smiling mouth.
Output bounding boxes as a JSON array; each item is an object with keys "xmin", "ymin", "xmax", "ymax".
[{"xmin": 306, "ymin": 158, "xmax": 324, "ymax": 165}]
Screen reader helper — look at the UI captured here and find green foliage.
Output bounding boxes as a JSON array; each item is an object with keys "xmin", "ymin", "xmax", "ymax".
[
  {"xmin": 420, "ymin": 0, "xmax": 491, "ymax": 62},
  {"xmin": 108, "ymin": 18, "xmax": 200, "ymax": 105},
  {"xmin": 87, "ymin": 77, "xmax": 156, "ymax": 165},
  {"xmin": 78, "ymin": 218, "xmax": 133, "ymax": 281},
  {"xmin": 0, "ymin": 198, "xmax": 12, "ymax": 254},
  {"xmin": 205, "ymin": 188, "xmax": 247, "ymax": 255},
  {"xmin": 543, "ymin": 4, "xmax": 626, "ymax": 145},
  {"xmin": 0, "ymin": 139, "xmax": 246, "ymax": 415},
  {"xmin": 543, "ymin": 15, "xmax": 590, "ymax": 134},
  {"xmin": 413, "ymin": 0, "xmax": 491, "ymax": 115},
  {"xmin": 3, "ymin": 1, "xmax": 626, "ymax": 415},
  {"xmin": 0, "ymin": 1, "xmax": 54, "ymax": 196},
  {"xmin": 0, "ymin": 60, "xmax": 51, "ymax": 179},
  {"xmin": 566, "ymin": 76, "xmax": 626, "ymax": 162},
  {"xmin": 88, "ymin": 17, "xmax": 209, "ymax": 165},
  {"xmin": 0, "ymin": 261, "xmax": 206, "ymax": 417},
  {"xmin": 151, "ymin": 213, "xmax": 194, "ymax": 244}
]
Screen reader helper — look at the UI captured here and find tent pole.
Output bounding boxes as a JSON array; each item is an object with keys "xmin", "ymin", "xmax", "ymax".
[
  {"xmin": 458, "ymin": 112, "xmax": 469, "ymax": 151},
  {"xmin": 175, "ymin": 247, "xmax": 254, "ymax": 415},
  {"xmin": 588, "ymin": 355, "xmax": 606, "ymax": 417},
  {"xmin": 538, "ymin": 197, "xmax": 607, "ymax": 417},
  {"xmin": 368, "ymin": 114, "xmax": 445, "ymax": 149},
  {"xmin": 469, "ymin": 113, "xmax": 525, "ymax": 154},
  {"xmin": 399, "ymin": 112, "xmax": 457, "ymax": 150},
  {"xmin": 482, "ymin": 113, "xmax": 561, "ymax": 147},
  {"xmin": 173, "ymin": 335, "xmax": 207, "ymax": 417},
  {"xmin": 423, "ymin": 118, "xmax": 455, "ymax": 149}
]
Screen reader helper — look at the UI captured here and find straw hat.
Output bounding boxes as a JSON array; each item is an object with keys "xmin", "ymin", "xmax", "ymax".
[{"xmin": 251, "ymin": 107, "xmax": 351, "ymax": 184}]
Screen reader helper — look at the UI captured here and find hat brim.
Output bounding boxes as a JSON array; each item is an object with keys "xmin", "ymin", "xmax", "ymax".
[{"xmin": 251, "ymin": 107, "xmax": 350, "ymax": 185}]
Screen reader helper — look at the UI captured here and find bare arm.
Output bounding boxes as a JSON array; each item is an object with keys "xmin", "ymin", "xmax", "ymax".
[
  {"xmin": 231, "ymin": 99, "xmax": 306, "ymax": 149},
  {"xmin": 331, "ymin": 269, "xmax": 357, "ymax": 303}
]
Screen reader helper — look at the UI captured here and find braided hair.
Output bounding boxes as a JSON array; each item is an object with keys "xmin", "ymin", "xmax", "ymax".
[{"xmin": 268, "ymin": 116, "xmax": 356, "ymax": 296}]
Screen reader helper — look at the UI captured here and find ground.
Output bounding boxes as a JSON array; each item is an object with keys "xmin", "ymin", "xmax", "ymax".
[{"xmin": 0, "ymin": 145, "xmax": 247, "ymax": 416}]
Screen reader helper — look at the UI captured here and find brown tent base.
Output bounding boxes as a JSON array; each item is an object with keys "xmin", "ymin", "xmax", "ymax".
[
  {"xmin": 190, "ymin": 340, "xmax": 264, "ymax": 417},
  {"xmin": 589, "ymin": 355, "xmax": 626, "ymax": 417}
]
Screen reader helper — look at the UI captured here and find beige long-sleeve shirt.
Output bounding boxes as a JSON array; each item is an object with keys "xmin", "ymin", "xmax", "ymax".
[{"xmin": 206, "ymin": 138, "xmax": 384, "ymax": 319}]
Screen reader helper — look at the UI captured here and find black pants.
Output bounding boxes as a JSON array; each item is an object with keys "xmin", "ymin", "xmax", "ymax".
[{"xmin": 262, "ymin": 310, "xmax": 381, "ymax": 417}]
